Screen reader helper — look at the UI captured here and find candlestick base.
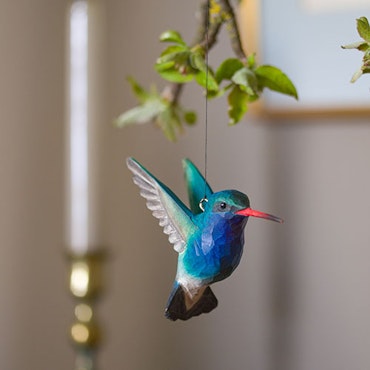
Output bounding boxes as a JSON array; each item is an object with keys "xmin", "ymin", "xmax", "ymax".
[{"xmin": 67, "ymin": 250, "xmax": 106, "ymax": 370}]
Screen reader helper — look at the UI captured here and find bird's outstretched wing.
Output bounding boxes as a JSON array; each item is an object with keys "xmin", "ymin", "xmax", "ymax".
[
  {"xmin": 182, "ymin": 159, "xmax": 213, "ymax": 215},
  {"xmin": 127, "ymin": 157, "xmax": 197, "ymax": 253}
]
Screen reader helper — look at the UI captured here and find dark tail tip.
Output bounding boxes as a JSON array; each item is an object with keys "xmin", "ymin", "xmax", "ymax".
[{"xmin": 165, "ymin": 283, "xmax": 218, "ymax": 321}]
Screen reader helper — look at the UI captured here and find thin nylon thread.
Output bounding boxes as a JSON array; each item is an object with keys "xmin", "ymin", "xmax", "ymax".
[
  {"xmin": 203, "ymin": 0, "xmax": 210, "ymax": 200},
  {"xmin": 199, "ymin": 0, "xmax": 210, "ymax": 212}
]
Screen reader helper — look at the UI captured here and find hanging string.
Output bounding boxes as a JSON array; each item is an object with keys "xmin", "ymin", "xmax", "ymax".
[{"xmin": 200, "ymin": 0, "xmax": 210, "ymax": 211}]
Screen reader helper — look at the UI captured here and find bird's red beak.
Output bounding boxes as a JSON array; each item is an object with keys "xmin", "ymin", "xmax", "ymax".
[{"xmin": 235, "ymin": 207, "xmax": 284, "ymax": 223}]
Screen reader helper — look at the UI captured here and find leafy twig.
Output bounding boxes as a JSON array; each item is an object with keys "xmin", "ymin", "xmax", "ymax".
[
  {"xmin": 342, "ymin": 16, "xmax": 370, "ymax": 83},
  {"xmin": 116, "ymin": 1, "xmax": 298, "ymax": 141}
]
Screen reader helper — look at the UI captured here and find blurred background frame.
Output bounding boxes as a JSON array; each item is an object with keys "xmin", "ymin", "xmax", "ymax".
[{"xmin": 241, "ymin": 0, "xmax": 370, "ymax": 118}]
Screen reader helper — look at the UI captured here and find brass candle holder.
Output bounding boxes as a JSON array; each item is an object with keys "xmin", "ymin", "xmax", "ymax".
[{"xmin": 68, "ymin": 251, "xmax": 105, "ymax": 370}]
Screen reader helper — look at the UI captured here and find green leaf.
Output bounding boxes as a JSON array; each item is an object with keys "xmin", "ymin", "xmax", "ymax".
[
  {"xmin": 352, "ymin": 50, "xmax": 370, "ymax": 81},
  {"xmin": 227, "ymin": 86, "xmax": 248, "ymax": 125},
  {"xmin": 247, "ymin": 93, "xmax": 259, "ymax": 103},
  {"xmin": 184, "ymin": 110, "xmax": 197, "ymax": 125},
  {"xmin": 188, "ymin": 51, "xmax": 219, "ymax": 91},
  {"xmin": 255, "ymin": 65, "xmax": 298, "ymax": 99},
  {"xmin": 364, "ymin": 52, "xmax": 370, "ymax": 70},
  {"xmin": 195, "ymin": 70, "xmax": 219, "ymax": 92},
  {"xmin": 159, "ymin": 30, "xmax": 186, "ymax": 45},
  {"xmin": 357, "ymin": 17, "xmax": 370, "ymax": 43},
  {"xmin": 159, "ymin": 45, "xmax": 188, "ymax": 58},
  {"xmin": 114, "ymin": 98, "xmax": 167, "ymax": 127},
  {"xmin": 231, "ymin": 67, "xmax": 259, "ymax": 96},
  {"xmin": 215, "ymin": 58, "xmax": 244, "ymax": 83},
  {"xmin": 156, "ymin": 107, "xmax": 183, "ymax": 142},
  {"xmin": 351, "ymin": 68, "xmax": 363, "ymax": 83},
  {"xmin": 341, "ymin": 41, "xmax": 369, "ymax": 51},
  {"xmin": 127, "ymin": 77, "xmax": 149, "ymax": 103},
  {"xmin": 207, "ymin": 83, "xmax": 232, "ymax": 99},
  {"xmin": 156, "ymin": 67, "xmax": 194, "ymax": 83},
  {"xmin": 156, "ymin": 50, "xmax": 190, "ymax": 65},
  {"xmin": 247, "ymin": 53, "xmax": 256, "ymax": 68},
  {"xmin": 155, "ymin": 61, "xmax": 176, "ymax": 72},
  {"xmin": 190, "ymin": 52, "xmax": 207, "ymax": 72}
]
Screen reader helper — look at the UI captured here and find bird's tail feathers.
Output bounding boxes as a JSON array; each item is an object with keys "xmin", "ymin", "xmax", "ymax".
[{"xmin": 165, "ymin": 282, "xmax": 218, "ymax": 321}]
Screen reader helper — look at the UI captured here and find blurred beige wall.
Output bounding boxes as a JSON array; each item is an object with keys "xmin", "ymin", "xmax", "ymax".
[
  {"xmin": 1, "ymin": 1, "xmax": 370, "ymax": 370},
  {"xmin": 0, "ymin": 1, "xmax": 71, "ymax": 369}
]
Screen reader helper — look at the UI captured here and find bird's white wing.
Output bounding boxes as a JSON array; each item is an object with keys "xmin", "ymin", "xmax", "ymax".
[{"xmin": 126, "ymin": 157, "xmax": 197, "ymax": 253}]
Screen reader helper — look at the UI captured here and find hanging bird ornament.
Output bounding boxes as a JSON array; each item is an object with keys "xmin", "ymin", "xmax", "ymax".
[{"xmin": 126, "ymin": 157, "xmax": 283, "ymax": 321}]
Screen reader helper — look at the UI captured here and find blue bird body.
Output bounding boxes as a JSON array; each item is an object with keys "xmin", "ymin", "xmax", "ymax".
[{"xmin": 126, "ymin": 157, "xmax": 282, "ymax": 321}]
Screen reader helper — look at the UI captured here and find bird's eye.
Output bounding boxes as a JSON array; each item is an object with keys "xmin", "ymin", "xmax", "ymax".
[{"xmin": 213, "ymin": 201, "xmax": 230, "ymax": 212}]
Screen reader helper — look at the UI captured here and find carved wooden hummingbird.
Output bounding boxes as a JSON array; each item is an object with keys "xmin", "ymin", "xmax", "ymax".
[{"xmin": 126, "ymin": 157, "xmax": 283, "ymax": 321}]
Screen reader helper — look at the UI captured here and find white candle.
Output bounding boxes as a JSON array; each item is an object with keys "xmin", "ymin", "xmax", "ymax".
[{"xmin": 67, "ymin": 0, "xmax": 104, "ymax": 254}]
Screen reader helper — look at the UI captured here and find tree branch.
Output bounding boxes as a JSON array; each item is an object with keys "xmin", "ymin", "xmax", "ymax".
[
  {"xmin": 161, "ymin": 0, "xmax": 223, "ymax": 104},
  {"xmin": 197, "ymin": 0, "xmax": 223, "ymax": 50},
  {"xmin": 160, "ymin": 0, "xmax": 247, "ymax": 104},
  {"xmin": 215, "ymin": 0, "xmax": 247, "ymax": 62}
]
